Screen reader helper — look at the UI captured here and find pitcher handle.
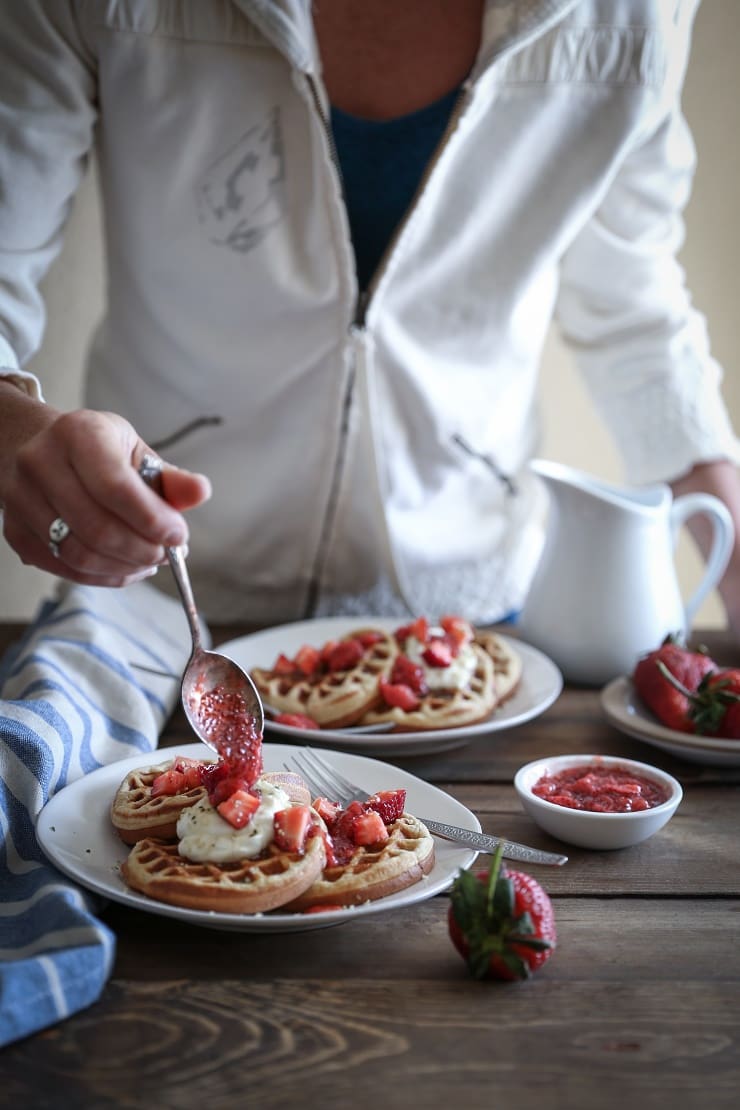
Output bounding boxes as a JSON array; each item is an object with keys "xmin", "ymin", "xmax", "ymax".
[{"xmin": 670, "ymin": 493, "xmax": 735, "ymax": 626}]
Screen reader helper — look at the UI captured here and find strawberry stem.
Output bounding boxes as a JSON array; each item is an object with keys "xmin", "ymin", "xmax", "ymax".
[
  {"xmin": 485, "ymin": 842, "xmax": 505, "ymax": 919},
  {"xmin": 655, "ymin": 659, "xmax": 692, "ymax": 696}
]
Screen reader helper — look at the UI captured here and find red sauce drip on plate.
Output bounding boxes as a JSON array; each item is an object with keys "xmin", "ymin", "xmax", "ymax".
[{"xmin": 532, "ymin": 763, "xmax": 669, "ymax": 813}]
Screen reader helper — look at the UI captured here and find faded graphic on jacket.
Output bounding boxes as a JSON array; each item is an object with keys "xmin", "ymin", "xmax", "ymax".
[{"xmin": 196, "ymin": 108, "xmax": 285, "ymax": 252}]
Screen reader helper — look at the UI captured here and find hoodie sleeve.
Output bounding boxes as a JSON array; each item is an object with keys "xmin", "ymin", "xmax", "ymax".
[
  {"xmin": 554, "ymin": 0, "xmax": 740, "ymax": 486},
  {"xmin": 0, "ymin": 0, "xmax": 97, "ymax": 397}
]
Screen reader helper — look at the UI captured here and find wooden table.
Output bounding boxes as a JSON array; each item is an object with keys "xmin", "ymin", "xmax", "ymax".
[{"xmin": 3, "ymin": 624, "xmax": 739, "ymax": 1109}]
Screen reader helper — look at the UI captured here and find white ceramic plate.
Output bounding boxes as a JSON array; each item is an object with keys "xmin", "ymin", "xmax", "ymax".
[
  {"xmin": 35, "ymin": 742, "xmax": 479, "ymax": 933},
  {"xmin": 601, "ymin": 676, "xmax": 740, "ymax": 767},
  {"xmin": 216, "ymin": 617, "xmax": 563, "ymax": 755}
]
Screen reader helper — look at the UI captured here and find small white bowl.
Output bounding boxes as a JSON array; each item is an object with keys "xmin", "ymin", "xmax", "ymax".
[{"xmin": 513, "ymin": 754, "xmax": 682, "ymax": 850}]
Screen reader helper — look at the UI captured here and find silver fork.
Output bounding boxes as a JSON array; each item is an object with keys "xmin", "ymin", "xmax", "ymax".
[{"xmin": 288, "ymin": 748, "xmax": 568, "ymax": 867}]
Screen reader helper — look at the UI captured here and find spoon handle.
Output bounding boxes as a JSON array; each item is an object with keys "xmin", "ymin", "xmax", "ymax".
[{"xmin": 138, "ymin": 454, "xmax": 202, "ymax": 653}]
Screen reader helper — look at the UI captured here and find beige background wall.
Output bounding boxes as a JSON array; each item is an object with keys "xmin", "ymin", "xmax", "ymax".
[{"xmin": 1, "ymin": 1, "xmax": 738, "ymax": 623}]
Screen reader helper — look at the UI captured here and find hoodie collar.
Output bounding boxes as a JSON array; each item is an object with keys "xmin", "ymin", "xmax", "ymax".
[{"xmin": 230, "ymin": 0, "xmax": 583, "ymax": 79}]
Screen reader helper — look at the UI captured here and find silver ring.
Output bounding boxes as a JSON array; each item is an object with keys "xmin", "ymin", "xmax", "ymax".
[{"xmin": 48, "ymin": 516, "xmax": 71, "ymax": 558}]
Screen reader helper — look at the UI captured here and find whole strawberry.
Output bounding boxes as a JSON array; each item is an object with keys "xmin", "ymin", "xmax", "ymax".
[
  {"xmin": 633, "ymin": 634, "xmax": 716, "ymax": 733},
  {"xmin": 448, "ymin": 844, "xmax": 556, "ymax": 980}
]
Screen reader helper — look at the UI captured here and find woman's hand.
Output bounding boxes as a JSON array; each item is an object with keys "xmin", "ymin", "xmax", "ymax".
[{"xmin": 0, "ymin": 385, "xmax": 211, "ymax": 587}]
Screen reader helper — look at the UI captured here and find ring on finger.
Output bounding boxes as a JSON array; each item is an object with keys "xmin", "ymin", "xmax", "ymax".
[{"xmin": 48, "ymin": 516, "xmax": 71, "ymax": 559}]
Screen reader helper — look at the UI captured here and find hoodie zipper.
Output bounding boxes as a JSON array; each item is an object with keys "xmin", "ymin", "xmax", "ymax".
[{"xmin": 356, "ymin": 81, "xmax": 473, "ymax": 326}]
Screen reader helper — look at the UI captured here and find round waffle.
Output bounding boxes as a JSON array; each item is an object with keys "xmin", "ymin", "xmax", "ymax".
[
  {"xmin": 285, "ymin": 814, "xmax": 435, "ymax": 910},
  {"xmin": 111, "ymin": 761, "xmax": 207, "ymax": 845},
  {"xmin": 251, "ymin": 628, "xmax": 398, "ymax": 728},
  {"xmin": 475, "ymin": 631, "xmax": 523, "ymax": 703},
  {"xmin": 121, "ymin": 831, "xmax": 326, "ymax": 914},
  {"xmin": 111, "ymin": 764, "xmax": 311, "ymax": 845},
  {"xmin": 360, "ymin": 642, "xmax": 498, "ymax": 732}
]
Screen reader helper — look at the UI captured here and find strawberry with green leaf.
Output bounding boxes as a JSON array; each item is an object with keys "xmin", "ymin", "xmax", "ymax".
[
  {"xmin": 658, "ymin": 664, "xmax": 740, "ymax": 739},
  {"xmin": 448, "ymin": 844, "xmax": 556, "ymax": 980},
  {"xmin": 632, "ymin": 634, "xmax": 717, "ymax": 732}
]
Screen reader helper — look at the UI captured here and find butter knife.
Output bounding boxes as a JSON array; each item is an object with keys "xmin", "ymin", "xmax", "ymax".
[{"xmin": 419, "ymin": 818, "xmax": 568, "ymax": 866}]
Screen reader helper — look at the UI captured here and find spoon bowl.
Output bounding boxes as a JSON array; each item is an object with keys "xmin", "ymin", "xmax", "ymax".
[{"xmin": 139, "ymin": 455, "xmax": 264, "ymax": 751}]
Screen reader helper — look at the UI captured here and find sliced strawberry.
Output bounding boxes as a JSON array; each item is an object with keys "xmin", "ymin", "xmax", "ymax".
[
  {"xmin": 365, "ymin": 788, "xmax": 406, "ymax": 824},
  {"xmin": 273, "ymin": 806, "xmax": 312, "ymax": 853},
  {"xmin": 294, "ymin": 644, "xmax": 321, "ymax": 675},
  {"xmin": 379, "ymin": 679, "xmax": 421, "ymax": 711},
  {"xmin": 272, "ymin": 652, "xmax": 296, "ymax": 675},
  {"xmin": 390, "ymin": 654, "xmax": 429, "ymax": 695},
  {"xmin": 352, "ymin": 810, "xmax": 389, "ymax": 846},
  {"xmin": 326, "ymin": 638, "xmax": 365, "ymax": 672},
  {"xmin": 274, "ymin": 712, "xmax": 319, "ymax": 729},
  {"xmin": 423, "ymin": 639, "xmax": 453, "ymax": 667},
  {"xmin": 217, "ymin": 788, "xmax": 260, "ymax": 829},
  {"xmin": 303, "ymin": 904, "xmax": 346, "ymax": 914}
]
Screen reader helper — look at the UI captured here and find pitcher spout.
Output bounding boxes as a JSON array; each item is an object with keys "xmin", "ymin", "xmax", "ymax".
[{"xmin": 528, "ymin": 458, "xmax": 671, "ymax": 515}]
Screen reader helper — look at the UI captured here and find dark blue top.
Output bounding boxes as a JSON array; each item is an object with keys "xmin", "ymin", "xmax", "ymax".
[{"xmin": 330, "ymin": 86, "xmax": 460, "ymax": 291}]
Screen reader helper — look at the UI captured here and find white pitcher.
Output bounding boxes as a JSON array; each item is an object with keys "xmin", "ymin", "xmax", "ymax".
[{"xmin": 517, "ymin": 459, "xmax": 734, "ymax": 686}]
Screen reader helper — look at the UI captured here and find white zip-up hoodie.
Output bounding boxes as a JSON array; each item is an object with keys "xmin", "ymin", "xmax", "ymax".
[{"xmin": 0, "ymin": 0, "xmax": 738, "ymax": 623}]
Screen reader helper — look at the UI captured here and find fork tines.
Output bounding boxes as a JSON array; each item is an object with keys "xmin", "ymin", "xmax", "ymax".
[{"xmin": 288, "ymin": 749, "xmax": 365, "ymax": 806}]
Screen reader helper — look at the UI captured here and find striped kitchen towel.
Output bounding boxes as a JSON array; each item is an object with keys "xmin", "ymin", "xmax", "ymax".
[{"xmin": 0, "ymin": 579, "xmax": 194, "ymax": 1047}]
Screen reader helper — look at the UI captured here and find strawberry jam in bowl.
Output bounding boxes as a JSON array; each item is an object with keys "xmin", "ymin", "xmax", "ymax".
[{"xmin": 514, "ymin": 754, "xmax": 682, "ymax": 850}]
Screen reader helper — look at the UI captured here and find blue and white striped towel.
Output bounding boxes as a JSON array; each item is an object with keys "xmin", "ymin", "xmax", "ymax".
[{"xmin": 0, "ymin": 579, "xmax": 194, "ymax": 1047}]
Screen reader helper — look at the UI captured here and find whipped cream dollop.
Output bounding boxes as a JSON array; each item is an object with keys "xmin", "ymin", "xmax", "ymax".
[
  {"xmin": 404, "ymin": 631, "xmax": 477, "ymax": 690},
  {"xmin": 176, "ymin": 777, "xmax": 290, "ymax": 863}
]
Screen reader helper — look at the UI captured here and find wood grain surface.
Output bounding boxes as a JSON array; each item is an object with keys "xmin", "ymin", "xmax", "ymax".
[{"xmin": 2, "ymin": 622, "xmax": 739, "ymax": 1110}]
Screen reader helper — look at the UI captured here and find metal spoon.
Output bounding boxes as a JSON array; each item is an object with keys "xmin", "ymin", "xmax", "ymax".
[{"xmin": 138, "ymin": 454, "xmax": 265, "ymax": 751}]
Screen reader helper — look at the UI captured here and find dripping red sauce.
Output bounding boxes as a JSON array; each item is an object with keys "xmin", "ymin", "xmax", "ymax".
[
  {"xmin": 532, "ymin": 763, "xmax": 670, "ymax": 813},
  {"xmin": 189, "ymin": 685, "xmax": 263, "ymax": 800}
]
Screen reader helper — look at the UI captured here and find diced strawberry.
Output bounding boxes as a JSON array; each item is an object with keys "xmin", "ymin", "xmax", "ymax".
[
  {"xmin": 273, "ymin": 653, "xmax": 296, "ymax": 675},
  {"xmin": 273, "ymin": 806, "xmax": 312, "ymax": 853},
  {"xmin": 352, "ymin": 810, "xmax": 389, "ymax": 846},
  {"xmin": 390, "ymin": 654, "xmax": 429, "ymax": 695},
  {"xmin": 365, "ymin": 789, "xmax": 406, "ymax": 824},
  {"xmin": 209, "ymin": 774, "xmax": 253, "ymax": 806},
  {"xmin": 355, "ymin": 630, "xmax": 385, "ymax": 647},
  {"xmin": 395, "ymin": 617, "xmax": 429, "ymax": 645},
  {"xmin": 274, "ymin": 712, "xmax": 319, "ymax": 729},
  {"xmin": 379, "ymin": 679, "xmax": 421, "ymax": 711},
  {"xmin": 172, "ymin": 755, "xmax": 201, "ymax": 772},
  {"xmin": 171, "ymin": 756, "xmax": 205, "ymax": 788},
  {"xmin": 423, "ymin": 639, "xmax": 453, "ymax": 667},
  {"xmin": 326, "ymin": 638, "xmax": 365, "ymax": 672},
  {"xmin": 294, "ymin": 645, "xmax": 321, "ymax": 675},
  {"xmin": 217, "ymin": 788, "xmax": 260, "ymax": 829},
  {"xmin": 320, "ymin": 639, "xmax": 339, "ymax": 663},
  {"xmin": 313, "ymin": 796, "xmax": 342, "ymax": 824},
  {"xmin": 151, "ymin": 768, "xmax": 189, "ymax": 797},
  {"xmin": 330, "ymin": 800, "xmax": 365, "ymax": 843},
  {"xmin": 440, "ymin": 615, "xmax": 474, "ymax": 649},
  {"xmin": 315, "ymin": 825, "xmax": 339, "ymax": 867}
]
